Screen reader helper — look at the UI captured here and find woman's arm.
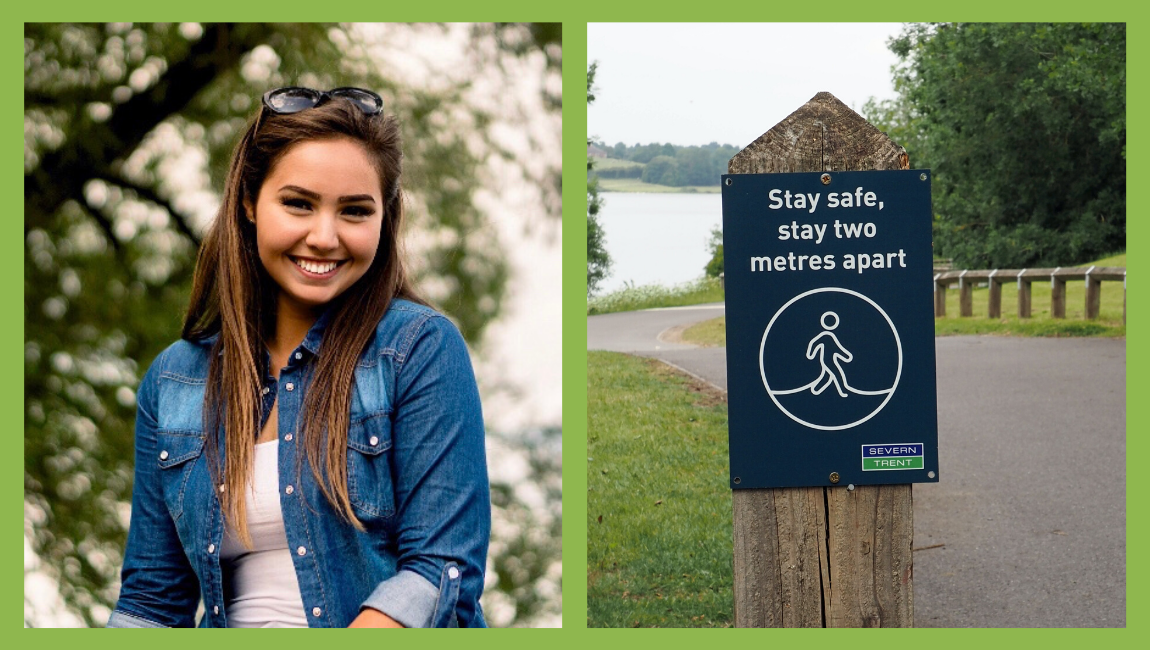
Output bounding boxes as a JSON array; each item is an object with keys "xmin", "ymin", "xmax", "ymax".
[
  {"xmin": 107, "ymin": 351, "xmax": 202, "ymax": 628},
  {"xmin": 348, "ymin": 608, "xmax": 404, "ymax": 628},
  {"xmin": 358, "ymin": 314, "xmax": 490, "ymax": 628}
]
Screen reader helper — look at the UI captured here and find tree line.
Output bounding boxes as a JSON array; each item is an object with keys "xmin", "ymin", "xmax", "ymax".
[{"xmin": 590, "ymin": 140, "xmax": 739, "ymax": 187}]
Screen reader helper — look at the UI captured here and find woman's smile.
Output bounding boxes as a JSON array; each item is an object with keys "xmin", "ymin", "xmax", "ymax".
[{"xmin": 290, "ymin": 255, "xmax": 347, "ymax": 278}]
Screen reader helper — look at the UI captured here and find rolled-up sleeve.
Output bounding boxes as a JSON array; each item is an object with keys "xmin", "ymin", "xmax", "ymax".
[
  {"xmin": 360, "ymin": 315, "xmax": 490, "ymax": 628},
  {"xmin": 107, "ymin": 351, "xmax": 201, "ymax": 628}
]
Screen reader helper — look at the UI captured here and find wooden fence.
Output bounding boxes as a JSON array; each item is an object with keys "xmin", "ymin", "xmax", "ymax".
[{"xmin": 933, "ymin": 266, "xmax": 1125, "ymax": 321}]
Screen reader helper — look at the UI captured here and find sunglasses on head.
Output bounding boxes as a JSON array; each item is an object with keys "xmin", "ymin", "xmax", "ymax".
[{"xmin": 262, "ymin": 86, "xmax": 384, "ymax": 116}]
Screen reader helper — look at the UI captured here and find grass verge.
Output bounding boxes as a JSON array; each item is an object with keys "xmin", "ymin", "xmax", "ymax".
[
  {"xmin": 588, "ymin": 277, "xmax": 724, "ymax": 315},
  {"xmin": 681, "ymin": 317, "xmax": 726, "ymax": 346},
  {"xmin": 598, "ymin": 177, "xmax": 720, "ymax": 193},
  {"xmin": 587, "ymin": 352, "xmax": 733, "ymax": 628}
]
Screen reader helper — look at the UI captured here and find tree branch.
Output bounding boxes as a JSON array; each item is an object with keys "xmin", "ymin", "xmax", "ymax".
[
  {"xmin": 25, "ymin": 23, "xmax": 272, "ymax": 234},
  {"xmin": 94, "ymin": 173, "xmax": 202, "ymax": 247}
]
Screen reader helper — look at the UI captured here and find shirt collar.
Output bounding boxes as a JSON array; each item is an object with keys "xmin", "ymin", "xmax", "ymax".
[
  {"xmin": 192, "ymin": 305, "xmax": 334, "ymax": 358},
  {"xmin": 299, "ymin": 305, "xmax": 334, "ymax": 357}
]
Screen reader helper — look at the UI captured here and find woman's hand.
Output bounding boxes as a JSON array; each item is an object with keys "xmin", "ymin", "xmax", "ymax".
[{"xmin": 348, "ymin": 608, "xmax": 405, "ymax": 628}]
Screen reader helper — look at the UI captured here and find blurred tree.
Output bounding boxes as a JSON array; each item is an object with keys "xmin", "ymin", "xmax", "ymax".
[
  {"xmin": 24, "ymin": 22, "xmax": 560, "ymax": 627},
  {"xmin": 704, "ymin": 225, "xmax": 724, "ymax": 278},
  {"xmin": 864, "ymin": 23, "xmax": 1125, "ymax": 268},
  {"xmin": 485, "ymin": 427, "xmax": 562, "ymax": 626},
  {"xmin": 587, "ymin": 62, "xmax": 611, "ymax": 295},
  {"xmin": 640, "ymin": 155, "xmax": 679, "ymax": 186}
]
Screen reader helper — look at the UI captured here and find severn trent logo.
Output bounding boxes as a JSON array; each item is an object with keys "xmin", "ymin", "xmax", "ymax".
[{"xmin": 861, "ymin": 443, "xmax": 924, "ymax": 471}]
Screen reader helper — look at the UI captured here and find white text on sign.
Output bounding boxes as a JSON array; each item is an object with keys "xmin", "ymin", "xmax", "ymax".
[{"xmin": 767, "ymin": 186, "xmax": 885, "ymax": 213}]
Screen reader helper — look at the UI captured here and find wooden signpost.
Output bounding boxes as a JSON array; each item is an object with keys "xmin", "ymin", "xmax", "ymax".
[{"xmin": 728, "ymin": 92, "xmax": 915, "ymax": 627}]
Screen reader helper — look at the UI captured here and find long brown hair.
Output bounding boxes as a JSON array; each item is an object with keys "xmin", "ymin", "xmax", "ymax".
[{"xmin": 182, "ymin": 98, "xmax": 423, "ymax": 544}]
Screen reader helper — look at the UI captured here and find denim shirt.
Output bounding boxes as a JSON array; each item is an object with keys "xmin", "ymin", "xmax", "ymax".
[{"xmin": 107, "ymin": 299, "xmax": 489, "ymax": 628}]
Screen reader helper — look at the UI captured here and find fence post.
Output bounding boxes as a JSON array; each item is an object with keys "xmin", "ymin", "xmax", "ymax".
[
  {"xmin": 1051, "ymin": 267, "xmax": 1066, "ymax": 318},
  {"xmin": 987, "ymin": 270, "xmax": 1001, "ymax": 318},
  {"xmin": 1084, "ymin": 266, "xmax": 1100, "ymax": 319},
  {"xmin": 728, "ymin": 92, "xmax": 913, "ymax": 628},
  {"xmin": 934, "ymin": 274, "xmax": 946, "ymax": 317},
  {"xmin": 959, "ymin": 270, "xmax": 973, "ymax": 317},
  {"xmin": 1017, "ymin": 269, "xmax": 1031, "ymax": 318}
]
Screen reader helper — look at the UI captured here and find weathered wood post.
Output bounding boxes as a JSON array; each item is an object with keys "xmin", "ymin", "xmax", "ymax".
[
  {"xmin": 934, "ymin": 275, "xmax": 947, "ymax": 317},
  {"xmin": 987, "ymin": 271, "xmax": 1002, "ymax": 318},
  {"xmin": 1017, "ymin": 270, "xmax": 1032, "ymax": 318},
  {"xmin": 1084, "ymin": 266, "xmax": 1101, "ymax": 319},
  {"xmin": 1051, "ymin": 269, "xmax": 1067, "ymax": 318},
  {"xmin": 958, "ymin": 272, "xmax": 973, "ymax": 317},
  {"xmin": 728, "ymin": 92, "xmax": 914, "ymax": 628}
]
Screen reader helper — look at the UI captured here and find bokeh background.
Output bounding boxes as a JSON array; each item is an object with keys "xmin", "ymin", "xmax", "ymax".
[{"xmin": 24, "ymin": 22, "xmax": 562, "ymax": 627}]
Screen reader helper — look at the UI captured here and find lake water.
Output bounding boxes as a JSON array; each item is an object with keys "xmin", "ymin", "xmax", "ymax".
[{"xmin": 596, "ymin": 192, "xmax": 723, "ymax": 294}]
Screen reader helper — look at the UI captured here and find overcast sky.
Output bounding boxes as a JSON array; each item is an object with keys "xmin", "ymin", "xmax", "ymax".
[{"xmin": 588, "ymin": 23, "xmax": 907, "ymax": 148}]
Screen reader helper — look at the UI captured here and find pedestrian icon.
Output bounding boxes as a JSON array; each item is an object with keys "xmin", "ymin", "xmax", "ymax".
[
  {"xmin": 806, "ymin": 311, "xmax": 852, "ymax": 397},
  {"xmin": 760, "ymin": 288, "xmax": 902, "ymax": 430}
]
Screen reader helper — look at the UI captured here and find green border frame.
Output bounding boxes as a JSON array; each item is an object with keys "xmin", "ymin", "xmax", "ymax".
[{"xmin": 14, "ymin": 0, "xmax": 1144, "ymax": 639}]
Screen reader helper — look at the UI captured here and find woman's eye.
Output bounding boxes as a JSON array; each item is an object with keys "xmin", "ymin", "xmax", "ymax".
[
  {"xmin": 344, "ymin": 206, "xmax": 375, "ymax": 218},
  {"xmin": 282, "ymin": 198, "xmax": 312, "ymax": 211}
]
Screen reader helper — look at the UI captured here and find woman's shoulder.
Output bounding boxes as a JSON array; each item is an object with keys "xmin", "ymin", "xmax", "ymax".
[
  {"xmin": 365, "ymin": 299, "xmax": 467, "ymax": 363},
  {"xmin": 144, "ymin": 336, "xmax": 215, "ymax": 382}
]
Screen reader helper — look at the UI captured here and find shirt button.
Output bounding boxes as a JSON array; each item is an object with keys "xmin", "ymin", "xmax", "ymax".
[
  {"xmin": 369, "ymin": 436, "xmax": 379, "ymax": 446},
  {"xmin": 285, "ymin": 485, "xmax": 294, "ymax": 495},
  {"xmin": 448, "ymin": 567, "xmax": 460, "ymax": 580},
  {"xmin": 219, "ymin": 483, "xmax": 226, "ymax": 493},
  {"xmin": 159, "ymin": 450, "xmax": 169, "ymax": 461},
  {"xmin": 284, "ymin": 433, "xmax": 293, "ymax": 442},
  {"xmin": 261, "ymin": 386, "xmax": 270, "ymax": 395},
  {"xmin": 297, "ymin": 546, "xmax": 307, "ymax": 556},
  {"xmin": 213, "ymin": 605, "xmax": 219, "ymax": 615},
  {"xmin": 285, "ymin": 382, "xmax": 295, "ymax": 391},
  {"xmin": 294, "ymin": 352, "xmax": 303, "ymax": 360},
  {"xmin": 208, "ymin": 544, "xmax": 215, "ymax": 554},
  {"xmin": 312, "ymin": 607, "xmax": 322, "ymax": 617}
]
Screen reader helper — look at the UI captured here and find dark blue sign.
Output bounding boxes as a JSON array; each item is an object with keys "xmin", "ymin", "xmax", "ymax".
[{"xmin": 721, "ymin": 170, "xmax": 939, "ymax": 489}]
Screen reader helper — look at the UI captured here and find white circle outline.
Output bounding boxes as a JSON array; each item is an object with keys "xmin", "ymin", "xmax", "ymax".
[{"xmin": 758, "ymin": 287, "xmax": 903, "ymax": 431}]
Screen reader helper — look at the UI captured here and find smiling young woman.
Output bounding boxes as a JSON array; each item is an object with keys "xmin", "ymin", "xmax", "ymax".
[{"xmin": 106, "ymin": 88, "xmax": 490, "ymax": 628}]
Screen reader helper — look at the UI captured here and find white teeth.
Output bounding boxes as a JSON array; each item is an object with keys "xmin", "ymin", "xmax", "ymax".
[{"xmin": 295, "ymin": 259, "xmax": 338, "ymax": 274}]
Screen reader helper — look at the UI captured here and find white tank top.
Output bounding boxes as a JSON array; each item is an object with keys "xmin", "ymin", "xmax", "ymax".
[{"xmin": 219, "ymin": 440, "xmax": 309, "ymax": 627}]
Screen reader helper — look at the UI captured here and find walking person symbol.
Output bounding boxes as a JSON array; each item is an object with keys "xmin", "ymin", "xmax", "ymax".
[
  {"xmin": 760, "ymin": 287, "xmax": 902, "ymax": 430},
  {"xmin": 806, "ymin": 311, "xmax": 853, "ymax": 397}
]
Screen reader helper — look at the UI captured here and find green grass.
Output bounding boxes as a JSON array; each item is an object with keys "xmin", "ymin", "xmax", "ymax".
[
  {"xmin": 676, "ymin": 277, "xmax": 1125, "ymax": 344},
  {"xmin": 587, "ymin": 352, "xmax": 733, "ymax": 628},
  {"xmin": 1086, "ymin": 251, "xmax": 1125, "ymax": 267},
  {"xmin": 588, "ymin": 277, "xmax": 724, "ymax": 315},
  {"xmin": 598, "ymin": 177, "xmax": 720, "ymax": 193},
  {"xmin": 681, "ymin": 317, "xmax": 726, "ymax": 347}
]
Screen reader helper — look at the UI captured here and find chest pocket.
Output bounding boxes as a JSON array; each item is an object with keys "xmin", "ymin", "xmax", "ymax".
[
  {"xmin": 157, "ymin": 432, "xmax": 206, "ymax": 522},
  {"xmin": 346, "ymin": 412, "xmax": 396, "ymax": 522}
]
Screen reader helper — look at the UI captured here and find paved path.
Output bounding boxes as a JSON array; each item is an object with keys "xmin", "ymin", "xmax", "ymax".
[
  {"xmin": 587, "ymin": 303, "xmax": 730, "ymax": 390},
  {"xmin": 588, "ymin": 306, "xmax": 1126, "ymax": 627}
]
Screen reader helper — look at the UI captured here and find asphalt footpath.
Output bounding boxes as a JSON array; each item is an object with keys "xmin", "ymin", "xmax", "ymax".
[{"xmin": 588, "ymin": 305, "xmax": 1126, "ymax": 627}]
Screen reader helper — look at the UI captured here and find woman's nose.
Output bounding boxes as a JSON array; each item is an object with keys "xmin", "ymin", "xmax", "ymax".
[{"xmin": 306, "ymin": 214, "xmax": 339, "ymax": 251}]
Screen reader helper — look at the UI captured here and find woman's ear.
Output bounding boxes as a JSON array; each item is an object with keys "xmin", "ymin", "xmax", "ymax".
[{"xmin": 243, "ymin": 198, "xmax": 256, "ymax": 224}]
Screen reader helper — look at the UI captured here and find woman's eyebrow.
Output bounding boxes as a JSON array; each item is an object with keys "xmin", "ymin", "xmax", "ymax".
[
  {"xmin": 280, "ymin": 185, "xmax": 321, "ymax": 199},
  {"xmin": 280, "ymin": 185, "xmax": 376, "ymax": 204},
  {"xmin": 337, "ymin": 194, "xmax": 376, "ymax": 204}
]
